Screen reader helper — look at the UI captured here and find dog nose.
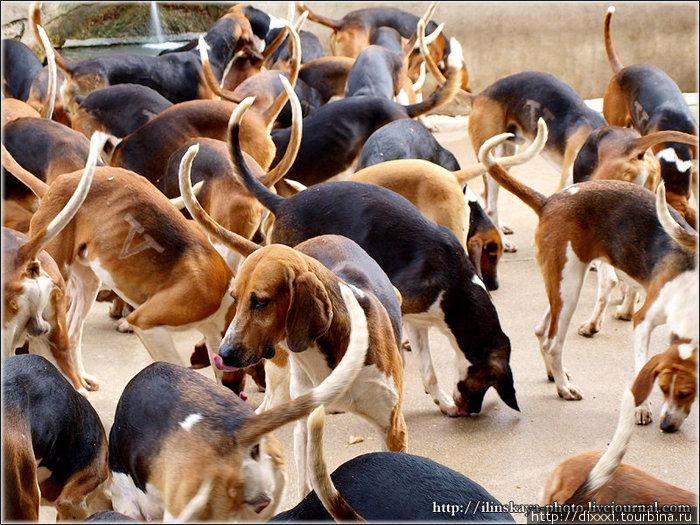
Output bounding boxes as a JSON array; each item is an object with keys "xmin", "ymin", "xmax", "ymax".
[
  {"xmin": 660, "ymin": 417, "xmax": 679, "ymax": 433},
  {"xmin": 250, "ymin": 494, "xmax": 271, "ymax": 514},
  {"xmin": 27, "ymin": 316, "xmax": 50, "ymax": 337}
]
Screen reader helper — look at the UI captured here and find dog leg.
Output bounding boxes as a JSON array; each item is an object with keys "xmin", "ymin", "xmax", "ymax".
[
  {"xmin": 632, "ymin": 304, "xmax": 666, "ymax": 425},
  {"xmin": 293, "ymin": 419, "xmax": 310, "ymax": 499},
  {"xmin": 290, "ymin": 366, "xmax": 314, "ymax": 498},
  {"xmin": 65, "ymin": 264, "xmax": 101, "ymax": 391},
  {"xmin": 255, "ymin": 358, "xmax": 291, "ymax": 414},
  {"xmin": 404, "ymin": 322, "xmax": 458, "ymax": 416},
  {"xmin": 578, "ymin": 261, "xmax": 618, "ymax": 337},
  {"xmin": 130, "ymin": 325, "xmax": 184, "ymax": 366},
  {"xmin": 538, "ymin": 250, "xmax": 588, "ymax": 400},
  {"xmin": 614, "ymin": 280, "xmax": 637, "ymax": 321},
  {"xmin": 484, "ymin": 142, "xmax": 517, "ymax": 251},
  {"xmin": 197, "ymin": 324, "xmax": 225, "ymax": 383}
]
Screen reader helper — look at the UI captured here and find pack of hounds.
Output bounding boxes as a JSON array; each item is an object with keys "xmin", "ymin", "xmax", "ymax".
[{"xmin": 1, "ymin": 1, "xmax": 697, "ymax": 521}]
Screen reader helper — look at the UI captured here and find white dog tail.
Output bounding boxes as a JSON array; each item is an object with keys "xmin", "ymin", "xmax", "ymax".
[{"xmin": 565, "ymin": 389, "xmax": 635, "ymax": 504}]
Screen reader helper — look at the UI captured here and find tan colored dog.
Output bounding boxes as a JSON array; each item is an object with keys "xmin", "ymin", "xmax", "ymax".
[
  {"xmin": 540, "ymin": 385, "xmax": 697, "ymax": 506},
  {"xmin": 12, "ymin": 148, "xmax": 239, "ymax": 388},
  {"xmin": 2, "ymin": 134, "xmax": 104, "ymax": 395}
]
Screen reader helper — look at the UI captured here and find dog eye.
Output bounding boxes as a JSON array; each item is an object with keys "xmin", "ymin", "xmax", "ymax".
[
  {"xmin": 250, "ymin": 444, "xmax": 260, "ymax": 461},
  {"xmin": 678, "ymin": 392, "xmax": 692, "ymax": 400},
  {"xmin": 251, "ymin": 297, "xmax": 270, "ymax": 310}
]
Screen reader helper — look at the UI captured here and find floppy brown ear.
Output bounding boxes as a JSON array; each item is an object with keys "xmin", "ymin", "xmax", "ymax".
[
  {"xmin": 286, "ymin": 272, "xmax": 333, "ymax": 353},
  {"xmin": 631, "ymin": 352, "xmax": 666, "ymax": 406},
  {"xmin": 467, "ymin": 236, "xmax": 484, "ymax": 280}
]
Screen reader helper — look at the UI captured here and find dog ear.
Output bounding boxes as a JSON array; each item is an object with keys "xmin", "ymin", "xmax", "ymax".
[
  {"xmin": 630, "ymin": 352, "xmax": 666, "ymax": 406},
  {"xmin": 489, "ymin": 354, "xmax": 519, "ymax": 412},
  {"xmin": 466, "ymin": 237, "xmax": 484, "ymax": 280},
  {"xmin": 286, "ymin": 272, "xmax": 333, "ymax": 353}
]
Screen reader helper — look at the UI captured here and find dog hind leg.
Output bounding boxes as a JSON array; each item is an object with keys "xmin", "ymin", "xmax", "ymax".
[{"xmin": 578, "ymin": 261, "xmax": 618, "ymax": 337}]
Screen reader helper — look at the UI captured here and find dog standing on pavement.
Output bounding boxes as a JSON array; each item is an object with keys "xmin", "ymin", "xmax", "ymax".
[
  {"xmin": 2, "ymin": 133, "xmax": 104, "ymax": 394},
  {"xmin": 479, "ymin": 122, "xmax": 697, "ymax": 427},
  {"xmin": 178, "ymin": 143, "xmax": 407, "ymax": 497}
]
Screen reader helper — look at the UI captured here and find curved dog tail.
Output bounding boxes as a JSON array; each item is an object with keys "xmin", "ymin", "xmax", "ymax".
[
  {"xmin": 306, "ymin": 406, "xmax": 366, "ymax": 522},
  {"xmin": 16, "ymin": 132, "xmax": 107, "ymax": 264},
  {"xmin": 31, "ymin": 24, "xmax": 57, "ymax": 120},
  {"xmin": 564, "ymin": 389, "xmax": 635, "ymax": 505},
  {"xmin": 603, "ymin": 6, "xmax": 624, "ymax": 74},
  {"xmin": 237, "ymin": 282, "xmax": 369, "ymax": 449},
  {"xmin": 178, "ymin": 144, "xmax": 261, "ymax": 259},
  {"xmin": 30, "ymin": 3, "xmax": 75, "ymax": 77},
  {"xmin": 478, "ymin": 118, "xmax": 549, "ymax": 216},
  {"xmin": 654, "ymin": 183, "xmax": 698, "ymax": 251},
  {"xmin": 227, "ymin": 75, "xmax": 303, "ymax": 214},
  {"xmin": 297, "ymin": 3, "xmax": 344, "ymax": 30},
  {"xmin": 453, "ymin": 117, "xmax": 548, "ymax": 188},
  {"xmin": 178, "ymin": 76, "xmax": 302, "ymax": 259},
  {"xmin": 403, "ymin": 37, "xmax": 462, "ymax": 118}
]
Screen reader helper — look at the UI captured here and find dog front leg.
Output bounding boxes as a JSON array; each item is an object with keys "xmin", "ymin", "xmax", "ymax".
[
  {"xmin": 130, "ymin": 325, "xmax": 184, "ymax": 366},
  {"xmin": 404, "ymin": 322, "xmax": 457, "ymax": 416},
  {"xmin": 290, "ymin": 366, "xmax": 314, "ymax": 498}
]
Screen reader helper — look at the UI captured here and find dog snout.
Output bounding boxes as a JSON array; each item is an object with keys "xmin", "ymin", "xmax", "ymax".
[
  {"xmin": 27, "ymin": 315, "xmax": 50, "ymax": 337},
  {"xmin": 249, "ymin": 494, "xmax": 271, "ymax": 514}
]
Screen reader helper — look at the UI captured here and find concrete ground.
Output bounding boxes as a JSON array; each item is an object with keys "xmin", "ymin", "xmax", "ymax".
[{"xmin": 37, "ymin": 115, "xmax": 698, "ymax": 522}]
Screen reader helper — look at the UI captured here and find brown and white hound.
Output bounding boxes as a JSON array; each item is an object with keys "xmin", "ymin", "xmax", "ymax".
[
  {"xmin": 178, "ymin": 142, "xmax": 407, "ymax": 498},
  {"xmin": 479, "ymin": 121, "xmax": 698, "ymax": 427}
]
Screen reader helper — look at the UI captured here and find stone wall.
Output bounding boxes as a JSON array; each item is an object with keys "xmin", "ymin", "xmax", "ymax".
[{"xmin": 3, "ymin": 1, "xmax": 698, "ymax": 99}]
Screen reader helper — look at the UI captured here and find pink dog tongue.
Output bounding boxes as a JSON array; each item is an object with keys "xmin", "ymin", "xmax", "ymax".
[
  {"xmin": 212, "ymin": 354, "xmax": 225, "ymax": 370},
  {"xmin": 457, "ymin": 406, "xmax": 470, "ymax": 416}
]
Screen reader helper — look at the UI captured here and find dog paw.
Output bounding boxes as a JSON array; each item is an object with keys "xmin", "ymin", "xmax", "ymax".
[
  {"xmin": 556, "ymin": 383, "xmax": 582, "ymax": 400},
  {"xmin": 500, "ymin": 222, "xmax": 514, "ymax": 235},
  {"xmin": 440, "ymin": 402, "xmax": 459, "ymax": 417},
  {"xmin": 577, "ymin": 321, "xmax": 599, "ymax": 337},
  {"xmin": 82, "ymin": 374, "xmax": 100, "ymax": 392},
  {"xmin": 402, "ymin": 340, "xmax": 412, "ymax": 352},
  {"xmin": 614, "ymin": 310, "xmax": 633, "ymax": 322},
  {"xmin": 116, "ymin": 317, "xmax": 133, "ymax": 333},
  {"xmin": 635, "ymin": 404, "xmax": 653, "ymax": 425},
  {"xmin": 502, "ymin": 239, "xmax": 518, "ymax": 253}
]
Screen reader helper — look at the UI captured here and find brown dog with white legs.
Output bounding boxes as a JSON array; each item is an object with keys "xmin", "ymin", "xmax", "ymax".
[
  {"xmin": 540, "ymin": 387, "xmax": 697, "ymax": 506},
  {"xmin": 480, "ymin": 120, "xmax": 698, "ymax": 427},
  {"xmin": 11, "ymin": 144, "xmax": 245, "ymax": 388},
  {"xmin": 602, "ymin": 6, "xmax": 698, "ymax": 229},
  {"xmin": 572, "ymin": 127, "xmax": 697, "ymax": 338},
  {"xmin": 2, "ymin": 134, "xmax": 103, "ymax": 395}
]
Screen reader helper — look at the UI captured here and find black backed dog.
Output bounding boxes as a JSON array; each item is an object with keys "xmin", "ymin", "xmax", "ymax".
[
  {"xmin": 2, "ymin": 39, "xmax": 43, "ymax": 101},
  {"xmin": 228, "ymin": 102, "xmax": 519, "ymax": 417},
  {"xmin": 2, "ymin": 354, "xmax": 110, "ymax": 521}
]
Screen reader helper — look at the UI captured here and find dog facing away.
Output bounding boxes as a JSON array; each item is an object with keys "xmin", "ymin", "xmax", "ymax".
[
  {"xmin": 108, "ymin": 282, "xmax": 369, "ymax": 521},
  {"xmin": 602, "ymin": 6, "xmax": 698, "ymax": 228},
  {"xmin": 479, "ymin": 122, "xmax": 697, "ymax": 426},
  {"xmin": 2, "ymin": 354, "xmax": 111, "ymax": 521},
  {"xmin": 540, "ymin": 388, "xmax": 697, "ymax": 506},
  {"xmin": 227, "ymin": 97, "xmax": 519, "ymax": 418},
  {"xmin": 271, "ymin": 405, "xmax": 515, "ymax": 522}
]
